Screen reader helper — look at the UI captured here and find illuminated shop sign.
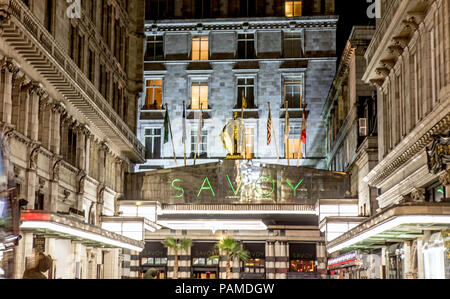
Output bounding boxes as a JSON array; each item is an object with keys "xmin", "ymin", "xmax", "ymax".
[
  {"xmin": 126, "ymin": 161, "xmax": 351, "ymax": 205},
  {"xmin": 328, "ymin": 252, "xmax": 358, "ymax": 269}
]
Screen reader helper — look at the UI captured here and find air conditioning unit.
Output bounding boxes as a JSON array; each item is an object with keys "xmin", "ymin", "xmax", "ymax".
[{"xmin": 359, "ymin": 118, "xmax": 368, "ymax": 137}]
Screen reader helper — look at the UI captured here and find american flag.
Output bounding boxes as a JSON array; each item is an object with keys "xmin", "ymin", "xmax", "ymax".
[{"xmin": 267, "ymin": 104, "xmax": 272, "ymax": 145}]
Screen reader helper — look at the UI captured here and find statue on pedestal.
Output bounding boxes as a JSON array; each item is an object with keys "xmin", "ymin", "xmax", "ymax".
[{"xmin": 220, "ymin": 112, "xmax": 246, "ymax": 159}]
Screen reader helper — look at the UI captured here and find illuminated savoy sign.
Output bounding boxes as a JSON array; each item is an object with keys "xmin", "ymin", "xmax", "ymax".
[
  {"xmin": 126, "ymin": 161, "xmax": 351, "ymax": 205},
  {"xmin": 171, "ymin": 176, "xmax": 303, "ymax": 199}
]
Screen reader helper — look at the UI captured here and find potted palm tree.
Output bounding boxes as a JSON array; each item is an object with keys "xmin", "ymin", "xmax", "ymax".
[
  {"xmin": 162, "ymin": 237, "xmax": 192, "ymax": 279},
  {"xmin": 210, "ymin": 237, "xmax": 250, "ymax": 279}
]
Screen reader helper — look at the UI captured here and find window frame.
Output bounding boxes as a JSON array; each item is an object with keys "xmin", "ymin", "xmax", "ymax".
[
  {"xmin": 145, "ymin": 35, "xmax": 164, "ymax": 61},
  {"xmin": 283, "ymin": 31, "xmax": 304, "ymax": 58},
  {"xmin": 191, "ymin": 35, "xmax": 210, "ymax": 61},
  {"xmin": 189, "ymin": 76, "xmax": 210, "ymax": 110},
  {"xmin": 283, "ymin": 75, "xmax": 305, "ymax": 109},
  {"xmin": 285, "ymin": 0, "xmax": 303, "ymax": 17},
  {"xmin": 143, "ymin": 127, "xmax": 163, "ymax": 160},
  {"xmin": 143, "ymin": 78, "xmax": 164, "ymax": 110},
  {"xmin": 236, "ymin": 75, "xmax": 257, "ymax": 109},
  {"xmin": 237, "ymin": 32, "xmax": 256, "ymax": 60},
  {"xmin": 190, "ymin": 126, "xmax": 208, "ymax": 158}
]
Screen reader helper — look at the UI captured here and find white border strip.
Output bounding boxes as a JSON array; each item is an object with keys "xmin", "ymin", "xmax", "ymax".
[
  {"xmin": 21, "ymin": 221, "xmax": 143, "ymax": 252},
  {"xmin": 327, "ymin": 215, "xmax": 450, "ymax": 254}
]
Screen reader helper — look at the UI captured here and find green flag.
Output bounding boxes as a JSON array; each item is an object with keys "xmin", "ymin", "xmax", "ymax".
[{"xmin": 164, "ymin": 108, "xmax": 169, "ymax": 144}]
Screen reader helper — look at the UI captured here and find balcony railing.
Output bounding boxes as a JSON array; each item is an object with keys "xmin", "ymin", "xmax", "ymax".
[{"xmin": 5, "ymin": 0, "xmax": 145, "ymax": 161}]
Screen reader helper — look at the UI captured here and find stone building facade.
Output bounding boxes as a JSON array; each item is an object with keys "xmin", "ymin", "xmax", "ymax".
[
  {"xmin": 326, "ymin": 0, "xmax": 450, "ymax": 279},
  {"xmin": 322, "ymin": 26, "xmax": 378, "ymax": 218},
  {"xmin": 0, "ymin": 0, "xmax": 146, "ymax": 278},
  {"xmin": 126, "ymin": 0, "xmax": 353, "ymax": 280},
  {"xmin": 137, "ymin": 0, "xmax": 337, "ymax": 171}
]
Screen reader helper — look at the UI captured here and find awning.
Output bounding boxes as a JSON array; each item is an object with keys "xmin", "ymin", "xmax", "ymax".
[
  {"xmin": 20, "ymin": 211, "xmax": 145, "ymax": 252},
  {"xmin": 157, "ymin": 219, "xmax": 267, "ymax": 232},
  {"xmin": 327, "ymin": 203, "xmax": 450, "ymax": 254}
]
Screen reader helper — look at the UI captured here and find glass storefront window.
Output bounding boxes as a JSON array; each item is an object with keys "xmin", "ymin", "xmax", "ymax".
[
  {"xmin": 289, "ymin": 260, "xmax": 316, "ymax": 272},
  {"xmin": 141, "ymin": 257, "xmax": 167, "ymax": 266},
  {"xmin": 244, "ymin": 258, "xmax": 265, "ymax": 273}
]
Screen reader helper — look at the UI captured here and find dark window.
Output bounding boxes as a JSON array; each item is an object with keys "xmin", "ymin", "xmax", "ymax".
[
  {"xmin": 237, "ymin": 33, "xmax": 255, "ymax": 59},
  {"xmin": 34, "ymin": 193, "xmax": 44, "ymax": 210},
  {"xmin": 240, "ymin": 0, "xmax": 257, "ymax": 17},
  {"xmin": 283, "ymin": 33, "xmax": 303, "ymax": 58},
  {"xmin": 88, "ymin": 49, "xmax": 94, "ymax": 83},
  {"xmin": 45, "ymin": 0, "xmax": 54, "ymax": 33},
  {"xmin": 194, "ymin": 0, "xmax": 211, "ymax": 18},
  {"xmin": 67, "ymin": 127, "xmax": 77, "ymax": 166},
  {"xmin": 145, "ymin": 36, "xmax": 164, "ymax": 61},
  {"xmin": 144, "ymin": 128, "xmax": 162, "ymax": 159}
]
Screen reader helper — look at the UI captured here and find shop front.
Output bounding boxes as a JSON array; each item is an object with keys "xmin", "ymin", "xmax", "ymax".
[
  {"xmin": 242, "ymin": 242, "xmax": 266, "ymax": 279},
  {"xmin": 140, "ymin": 241, "xmax": 167, "ymax": 279},
  {"xmin": 191, "ymin": 242, "xmax": 219, "ymax": 279},
  {"xmin": 327, "ymin": 251, "xmax": 360, "ymax": 279},
  {"xmin": 386, "ymin": 243, "xmax": 404, "ymax": 279},
  {"xmin": 287, "ymin": 243, "xmax": 318, "ymax": 279}
]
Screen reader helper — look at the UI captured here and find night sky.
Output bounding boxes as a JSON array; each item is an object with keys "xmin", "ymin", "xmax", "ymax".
[{"xmin": 335, "ymin": 0, "xmax": 376, "ymax": 62}]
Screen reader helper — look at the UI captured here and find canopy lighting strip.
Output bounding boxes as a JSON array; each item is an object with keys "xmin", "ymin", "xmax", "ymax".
[
  {"xmin": 327, "ymin": 215, "xmax": 450, "ymax": 254},
  {"xmin": 21, "ymin": 221, "xmax": 143, "ymax": 252}
]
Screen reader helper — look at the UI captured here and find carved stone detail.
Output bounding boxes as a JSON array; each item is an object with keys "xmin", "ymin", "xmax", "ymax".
[
  {"xmin": 439, "ymin": 169, "xmax": 450, "ymax": 187},
  {"xmin": 410, "ymin": 188, "xmax": 426, "ymax": 203}
]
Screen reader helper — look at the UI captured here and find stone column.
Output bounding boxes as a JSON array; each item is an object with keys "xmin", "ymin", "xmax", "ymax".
[
  {"xmin": 98, "ymin": 142, "xmax": 109, "ymax": 184},
  {"xmin": 380, "ymin": 246, "xmax": 387, "ymax": 279},
  {"xmin": 28, "ymin": 82, "xmax": 43, "ymax": 141},
  {"xmin": 18, "ymin": 81, "xmax": 32, "ymax": 135},
  {"xmin": 403, "ymin": 241, "xmax": 411, "ymax": 279},
  {"xmin": 115, "ymin": 158, "xmax": 123, "ymax": 193},
  {"xmin": 1, "ymin": 58, "xmax": 19, "ymax": 124},
  {"xmin": 279, "ymin": 242, "xmax": 288, "ymax": 279},
  {"xmin": 274, "ymin": 241, "xmax": 281, "ymax": 279},
  {"xmin": 266, "ymin": 241, "xmax": 275, "ymax": 279},
  {"xmin": 84, "ymin": 127, "xmax": 91, "ymax": 175},
  {"xmin": 417, "ymin": 238, "xmax": 424, "ymax": 279},
  {"xmin": 40, "ymin": 98, "xmax": 53, "ymax": 150},
  {"xmin": 48, "ymin": 157, "xmax": 61, "ymax": 213},
  {"xmin": 51, "ymin": 102, "xmax": 65, "ymax": 155},
  {"xmin": 25, "ymin": 144, "xmax": 40, "ymax": 209},
  {"xmin": 316, "ymin": 242, "xmax": 327, "ymax": 278},
  {"xmin": 76, "ymin": 124, "xmax": 87, "ymax": 171}
]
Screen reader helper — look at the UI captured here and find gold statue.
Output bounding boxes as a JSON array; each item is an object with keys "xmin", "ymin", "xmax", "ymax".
[{"xmin": 220, "ymin": 112, "xmax": 246, "ymax": 159}]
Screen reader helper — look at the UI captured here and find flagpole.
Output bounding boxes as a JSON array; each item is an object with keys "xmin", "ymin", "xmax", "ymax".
[
  {"xmin": 297, "ymin": 98, "xmax": 303, "ymax": 168},
  {"xmin": 285, "ymin": 99, "xmax": 290, "ymax": 167},
  {"xmin": 193, "ymin": 103, "xmax": 202, "ymax": 166},
  {"xmin": 166, "ymin": 104, "xmax": 178, "ymax": 167},
  {"xmin": 183, "ymin": 101, "xmax": 187, "ymax": 167},
  {"xmin": 268, "ymin": 102, "xmax": 280, "ymax": 165}
]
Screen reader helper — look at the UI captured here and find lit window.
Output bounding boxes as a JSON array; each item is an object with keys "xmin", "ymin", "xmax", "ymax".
[
  {"xmin": 284, "ymin": 80, "xmax": 303, "ymax": 108},
  {"xmin": 245, "ymin": 127, "xmax": 255, "ymax": 159},
  {"xmin": 191, "ymin": 80, "xmax": 208, "ymax": 110},
  {"xmin": 286, "ymin": 126, "xmax": 301, "ymax": 159},
  {"xmin": 192, "ymin": 36, "xmax": 209, "ymax": 61},
  {"xmin": 289, "ymin": 260, "xmax": 316, "ymax": 273},
  {"xmin": 285, "ymin": 1, "xmax": 302, "ymax": 17},
  {"xmin": 144, "ymin": 128, "xmax": 162, "ymax": 159},
  {"xmin": 144, "ymin": 80, "xmax": 163, "ymax": 110}
]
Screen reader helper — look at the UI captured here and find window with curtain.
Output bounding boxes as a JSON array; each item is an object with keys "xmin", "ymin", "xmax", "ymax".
[
  {"xmin": 283, "ymin": 33, "xmax": 303, "ymax": 58},
  {"xmin": 285, "ymin": 1, "xmax": 303, "ymax": 17},
  {"xmin": 144, "ymin": 80, "xmax": 163, "ymax": 110},
  {"xmin": 285, "ymin": 125, "xmax": 301, "ymax": 159},
  {"xmin": 284, "ymin": 80, "xmax": 303, "ymax": 108},
  {"xmin": 191, "ymin": 80, "xmax": 208, "ymax": 110},
  {"xmin": 192, "ymin": 36, "xmax": 209, "ymax": 61},
  {"xmin": 245, "ymin": 127, "xmax": 255, "ymax": 159}
]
